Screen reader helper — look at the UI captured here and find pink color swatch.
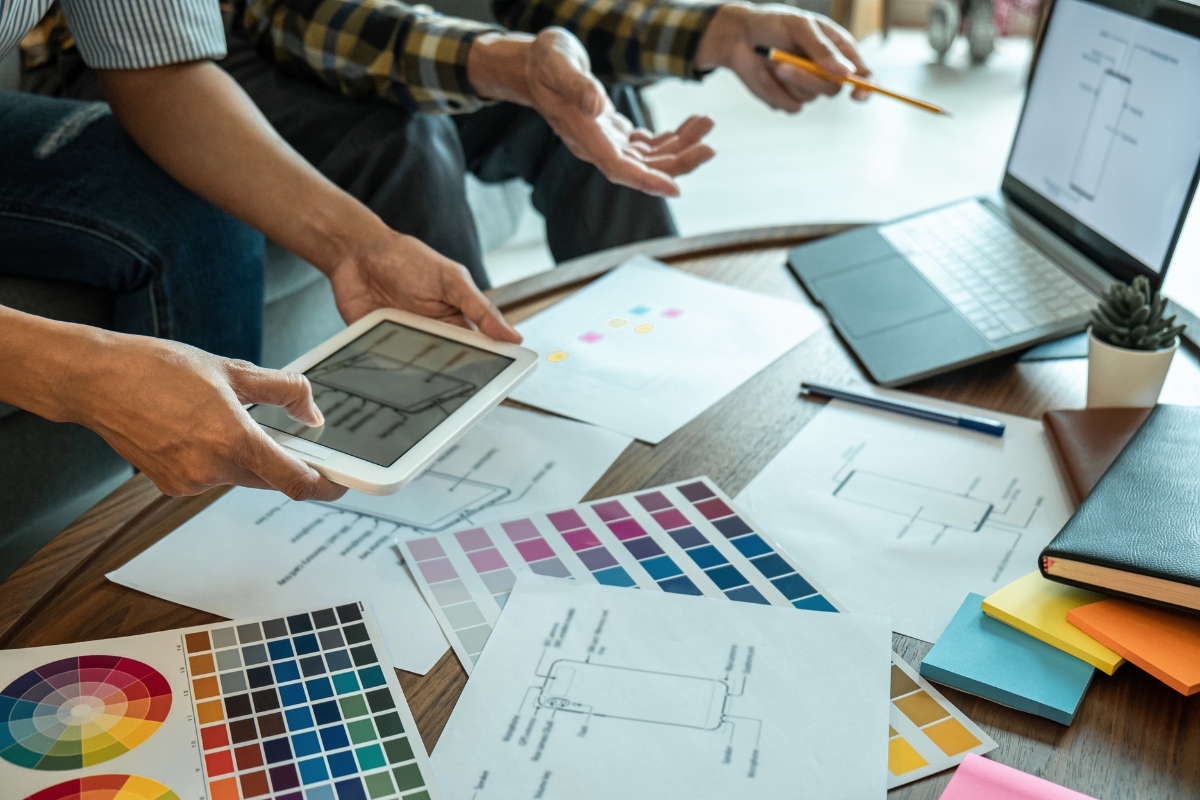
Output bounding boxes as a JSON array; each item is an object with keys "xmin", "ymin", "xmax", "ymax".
[
  {"xmin": 417, "ymin": 557, "xmax": 458, "ymax": 583},
  {"xmin": 467, "ymin": 548, "xmax": 508, "ymax": 573},
  {"xmin": 662, "ymin": 308, "xmax": 683, "ymax": 318},
  {"xmin": 514, "ymin": 539, "xmax": 555, "ymax": 562},
  {"xmin": 563, "ymin": 529, "xmax": 603, "ymax": 551},
  {"xmin": 501, "ymin": 519, "xmax": 540, "ymax": 542},
  {"xmin": 454, "ymin": 528, "xmax": 492, "ymax": 552},
  {"xmin": 407, "ymin": 537, "xmax": 446, "ymax": 561},
  {"xmin": 940, "ymin": 755, "xmax": 1096, "ymax": 800},
  {"xmin": 607, "ymin": 519, "xmax": 647, "ymax": 541},
  {"xmin": 694, "ymin": 498, "xmax": 734, "ymax": 520},
  {"xmin": 547, "ymin": 510, "xmax": 587, "ymax": 532},
  {"xmin": 651, "ymin": 509, "xmax": 690, "ymax": 530},
  {"xmin": 579, "ymin": 332, "xmax": 603, "ymax": 343}
]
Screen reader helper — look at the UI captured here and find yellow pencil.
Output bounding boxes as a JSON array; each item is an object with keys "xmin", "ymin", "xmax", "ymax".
[{"xmin": 755, "ymin": 46, "xmax": 950, "ymax": 116}]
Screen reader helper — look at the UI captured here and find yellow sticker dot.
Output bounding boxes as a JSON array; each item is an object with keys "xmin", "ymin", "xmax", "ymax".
[
  {"xmin": 634, "ymin": 324, "xmax": 654, "ymax": 334},
  {"xmin": 546, "ymin": 351, "xmax": 569, "ymax": 363},
  {"xmin": 607, "ymin": 318, "xmax": 628, "ymax": 328}
]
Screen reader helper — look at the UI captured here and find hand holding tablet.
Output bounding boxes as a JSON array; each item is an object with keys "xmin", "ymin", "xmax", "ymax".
[{"xmin": 250, "ymin": 308, "xmax": 538, "ymax": 494}]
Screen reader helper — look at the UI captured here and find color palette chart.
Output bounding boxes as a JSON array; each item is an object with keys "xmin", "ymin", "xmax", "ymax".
[
  {"xmin": 1, "ymin": 656, "xmax": 171, "ymax": 770},
  {"xmin": 28, "ymin": 775, "xmax": 179, "ymax": 800},
  {"xmin": 401, "ymin": 477, "xmax": 995, "ymax": 788},
  {"xmin": 1, "ymin": 604, "xmax": 442, "ymax": 800}
]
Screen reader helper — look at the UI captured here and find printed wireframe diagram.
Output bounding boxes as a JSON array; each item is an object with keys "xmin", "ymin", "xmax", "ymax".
[
  {"xmin": 510, "ymin": 643, "xmax": 763, "ymax": 768},
  {"xmin": 830, "ymin": 443, "xmax": 1045, "ymax": 541}
]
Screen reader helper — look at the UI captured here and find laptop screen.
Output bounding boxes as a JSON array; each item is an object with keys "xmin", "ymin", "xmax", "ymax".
[{"xmin": 1003, "ymin": 0, "xmax": 1200, "ymax": 281}]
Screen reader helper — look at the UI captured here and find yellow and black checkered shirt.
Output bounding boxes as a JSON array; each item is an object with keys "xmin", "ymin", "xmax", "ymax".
[{"xmin": 234, "ymin": 0, "xmax": 721, "ymax": 114}]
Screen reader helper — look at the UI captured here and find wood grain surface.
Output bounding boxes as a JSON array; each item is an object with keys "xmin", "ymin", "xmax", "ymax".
[{"xmin": 3, "ymin": 224, "xmax": 1198, "ymax": 800}]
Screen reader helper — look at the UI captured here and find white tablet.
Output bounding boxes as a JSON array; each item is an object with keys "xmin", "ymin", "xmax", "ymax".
[{"xmin": 249, "ymin": 308, "xmax": 537, "ymax": 495}]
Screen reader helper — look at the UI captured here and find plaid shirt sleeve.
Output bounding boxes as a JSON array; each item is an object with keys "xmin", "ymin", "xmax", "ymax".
[
  {"xmin": 236, "ymin": 0, "xmax": 503, "ymax": 114},
  {"xmin": 494, "ymin": 0, "xmax": 722, "ymax": 83}
]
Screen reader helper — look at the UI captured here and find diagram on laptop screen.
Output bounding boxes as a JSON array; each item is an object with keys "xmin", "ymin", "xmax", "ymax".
[
  {"xmin": 1005, "ymin": 0, "xmax": 1200, "ymax": 271},
  {"xmin": 250, "ymin": 321, "xmax": 513, "ymax": 467}
]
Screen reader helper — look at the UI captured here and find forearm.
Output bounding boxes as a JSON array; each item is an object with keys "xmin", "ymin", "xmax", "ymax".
[
  {"xmin": 236, "ymin": 0, "xmax": 500, "ymax": 114},
  {"xmin": 493, "ymin": 0, "xmax": 723, "ymax": 82},
  {"xmin": 0, "ymin": 306, "xmax": 106, "ymax": 423},
  {"xmin": 97, "ymin": 61, "xmax": 388, "ymax": 278}
]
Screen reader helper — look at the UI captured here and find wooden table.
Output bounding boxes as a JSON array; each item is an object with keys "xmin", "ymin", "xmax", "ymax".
[{"xmin": 4, "ymin": 224, "xmax": 1199, "ymax": 799}]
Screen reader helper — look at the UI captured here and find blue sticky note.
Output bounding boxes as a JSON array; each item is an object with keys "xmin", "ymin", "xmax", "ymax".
[{"xmin": 920, "ymin": 593, "xmax": 1095, "ymax": 725}]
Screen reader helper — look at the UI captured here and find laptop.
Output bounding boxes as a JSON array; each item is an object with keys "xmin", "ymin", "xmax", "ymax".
[{"xmin": 788, "ymin": 0, "xmax": 1200, "ymax": 386}]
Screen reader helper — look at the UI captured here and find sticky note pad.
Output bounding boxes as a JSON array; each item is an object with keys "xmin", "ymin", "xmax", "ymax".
[
  {"xmin": 1068, "ymin": 599, "xmax": 1200, "ymax": 695},
  {"xmin": 940, "ymin": 754, "xmax": 1097, "ymax": 799},
  {"xmin": 981, "ymin": 573, "xmax": 1124, "ymax": 674},
  {"xmin": 921, "ymin": 594, "xmax": 1094, "ymax": 725}
]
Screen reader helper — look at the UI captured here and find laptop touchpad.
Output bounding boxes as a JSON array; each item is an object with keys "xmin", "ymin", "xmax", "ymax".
[{"xmin": 812, "ymin": 256, "xmax": 951, "ymax": 338}]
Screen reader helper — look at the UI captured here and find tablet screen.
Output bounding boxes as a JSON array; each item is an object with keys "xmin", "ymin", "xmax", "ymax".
[{"xmin": 251, "ymin": 321, "xmax": 514, "ymax": 467}]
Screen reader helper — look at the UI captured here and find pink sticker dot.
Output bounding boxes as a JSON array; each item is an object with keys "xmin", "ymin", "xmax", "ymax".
[
  {"xmin": 662, "ymin": 309, "xmax": 682, "ymax": 318},
  {"xmin": 579, "ymin": 332, "xmax": 603, "ymax": 343}
]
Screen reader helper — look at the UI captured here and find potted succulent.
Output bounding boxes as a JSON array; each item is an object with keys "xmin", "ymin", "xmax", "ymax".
[{"xmin": 1087, "ymin": 275, "xmax": 1187, "ymax": 407}]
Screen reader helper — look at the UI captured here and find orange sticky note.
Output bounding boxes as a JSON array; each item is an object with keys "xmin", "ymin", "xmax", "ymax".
[{"xmin": 1067, "ymin": 599, "xmax": 1200, "ymax": 695}]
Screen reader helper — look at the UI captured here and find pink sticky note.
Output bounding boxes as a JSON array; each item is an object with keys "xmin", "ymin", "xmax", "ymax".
[{"xmin": 940, "ymin": 755, "xmax": 1097, "ymax": 800}]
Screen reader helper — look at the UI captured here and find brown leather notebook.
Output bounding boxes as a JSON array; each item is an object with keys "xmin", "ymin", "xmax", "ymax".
[{"xmin": 1042, "ymin": 407, "xmax": 1152, "ymax": 507}]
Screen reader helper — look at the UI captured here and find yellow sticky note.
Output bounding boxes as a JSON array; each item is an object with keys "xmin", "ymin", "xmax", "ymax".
[
  {"xmin": 634, "ymin": 323, "xmax": 654, "ymax": 334},
  {"xmin": 546, "ymin": 351, "xmax": 569, "ymax": 363},
  {"xmin": 607, "ymin": 318, "xmax": 628, "ymax": 328},
  {"xmin": 981, "ymin": 571, "xmax": 1124, "ymax": 674}
]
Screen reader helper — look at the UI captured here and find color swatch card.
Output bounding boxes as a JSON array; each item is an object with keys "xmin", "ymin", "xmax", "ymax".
[
  {"xmin": 939, "ymin": 754, "xmax": 1098, "ymax": 800},
  {"xmin": 432, "ymin": 572, "xmax": 892, "ymax": 799},
  {"xmin": 981, "ymin": 573, "xmax": 1124, "ymax": 675},
  {"xmin": 0, "ymin": 603, "xmax": 440, "ymax": 800},
  {"xmin": 109, "ymin": 406, "xmax": 631, "ymax": 676},
  {"xmin": 921, "ymin": 594, "xmax": 1094, "ymax": 725},
  {"xmin": 508, "ymin": 256, "xmax": 823, "ymax": 443},
  {"xmin": 736, "ymin": 391, "xmax": 1074, "ymax": 643},
  {"xmin": 400, "ymin": 477, "xmax": 996, "ymax": 788},
  {"xmin": 1068, "ymin": 599, "xmax": 1200, "ymax": 695}
]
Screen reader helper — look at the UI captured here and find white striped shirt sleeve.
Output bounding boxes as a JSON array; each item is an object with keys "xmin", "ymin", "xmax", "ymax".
[{"xmin": 58, "ymin": 0, "xmax": 226, "ymax": 68}]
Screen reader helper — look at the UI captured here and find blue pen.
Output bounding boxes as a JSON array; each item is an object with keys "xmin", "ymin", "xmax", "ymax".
[{"xmin": 799, "ymin": 382, "xmax": 1006, "ymax": 437}]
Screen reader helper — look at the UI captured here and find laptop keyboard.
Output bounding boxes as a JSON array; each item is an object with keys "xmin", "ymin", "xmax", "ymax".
[{"xmin": 879, "ymin": 201, "xmax": 1097, "ymax": 341}]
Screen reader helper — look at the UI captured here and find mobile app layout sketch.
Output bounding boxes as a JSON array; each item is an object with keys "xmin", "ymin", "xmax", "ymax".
[
  {"xmin": 535, "ymin": 661, "xmax": 736, "ymax": 732},
  {"xmin": 831, "ymin": 442, "xmax": 1046, "ymax": 545},
  {"xmin": 252, "ymin": 321, "xmax": 513, "ymax": 466},
  {"xmin": 507, "ymin": 621, "xmax": 762, "ymax": 770},
  {"xmin": 1070, "ymin": 68, "xmax": 1131, "ymax": 200}
]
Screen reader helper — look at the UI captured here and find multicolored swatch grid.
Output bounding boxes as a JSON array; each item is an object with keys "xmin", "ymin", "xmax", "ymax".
[
  {"xmin": 401, "ymin": 477, "xmax": 996, "ymax": 788},
  {"xmin": 185, "ymin": 604, "xmax": 436, "ymax": 800}
]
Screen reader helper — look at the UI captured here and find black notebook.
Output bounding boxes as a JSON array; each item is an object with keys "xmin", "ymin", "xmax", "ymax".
[{"xmin": 1041, "ymin": 404, "xmax": 1200, "ymax": 612}]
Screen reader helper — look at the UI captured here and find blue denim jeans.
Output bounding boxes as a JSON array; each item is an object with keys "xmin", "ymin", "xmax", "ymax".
[{"xmin": 0, "ymin": 91, "xmax": 266, "ymax": 362}]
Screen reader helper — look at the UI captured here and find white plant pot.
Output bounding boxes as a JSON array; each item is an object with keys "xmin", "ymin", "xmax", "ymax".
[{"xmin": 1086, "ymin": 327, "xmax": 1178, "ymax": 408}]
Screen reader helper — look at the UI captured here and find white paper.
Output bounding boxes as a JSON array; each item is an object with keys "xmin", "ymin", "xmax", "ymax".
[
  {"xmin": 107, "ymin": 487, "xmax": 451, "ymax": 675},
  {"xmin": 508, "ymin": 256, "xmax": 823, "ymax": 443},
  {"xmin": 108, "ymin": 406, "xmax": 630, "ymax": 675},
  {"xmin": 737, "ymin": 390, "xmax": 1073, "ymax": 643},
  {"xmin": 431, "ymin": 572, "xmax": 892, "ymax": 800},
  {"xmin": 326, "ymin": 406, "xmax": 631, "ymax": 531}
]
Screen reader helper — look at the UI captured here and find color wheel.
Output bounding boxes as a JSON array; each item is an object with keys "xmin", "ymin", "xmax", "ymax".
[
  {"xmin": 0, "ymin": 656, "xmax": 171, "ymax": 770},
  {"xmin": 24, "ymin": 774, "xmax": 180, "ymax": 800}
]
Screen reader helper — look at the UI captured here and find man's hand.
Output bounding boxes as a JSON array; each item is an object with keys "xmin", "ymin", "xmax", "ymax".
[
  {"xmin": 468, "ymin": 28, "xmax": 716, "ymax": 198},
  {"xmin": 0, "ymin": 308, "xmax": 346, "ymax": 500},
  {"xmin": 695, "ymin": 3, "xmax": 871, "ymax": 113},
  {"xmin": 328, "ymin": 228, "xmax": 520, "ymax": 339}
]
